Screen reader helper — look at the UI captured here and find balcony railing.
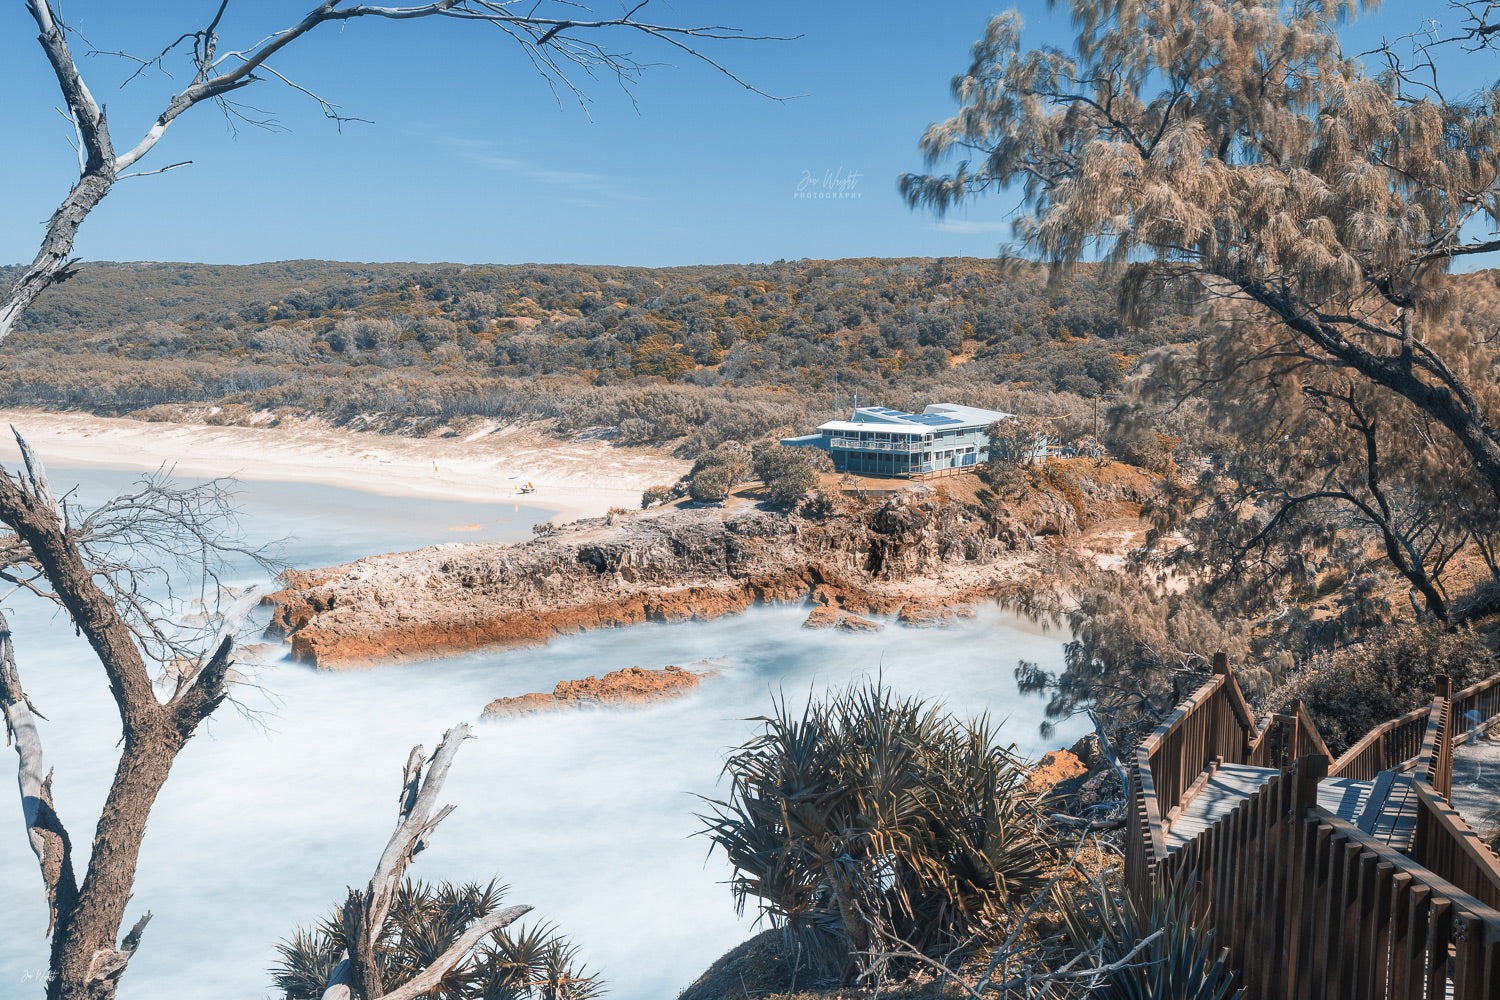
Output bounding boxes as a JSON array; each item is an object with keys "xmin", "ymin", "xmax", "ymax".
[{"xmin": 829, "ymin": 437, "xmax": 922, "ymax": 453}]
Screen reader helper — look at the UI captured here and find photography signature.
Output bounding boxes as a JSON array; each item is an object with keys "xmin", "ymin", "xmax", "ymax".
[{"xmin": 794, "ymin": 167, "xmax": 863, "ymax": 199}]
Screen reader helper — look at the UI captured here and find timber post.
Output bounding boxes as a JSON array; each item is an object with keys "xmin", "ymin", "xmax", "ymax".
[{"xmin": 1284, "ymin": 753, "xmax": 1328, "ymax": 997}]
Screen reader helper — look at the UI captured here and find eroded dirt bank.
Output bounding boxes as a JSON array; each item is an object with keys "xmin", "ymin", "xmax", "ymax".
[{"xmin": 265, "ymin": 461, "xmax": 1159, "ymax": 669}]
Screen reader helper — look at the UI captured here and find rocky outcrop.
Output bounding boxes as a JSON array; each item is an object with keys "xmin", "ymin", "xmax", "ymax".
[
  {"xmin": 481, "ymin": 661, "xmax": 718, "ymax": 719},
  {"xmin": 800, "ymin": 604, "xmax": 841, "ymax": 629},
  {"xmin": 1026, "ymin": 749, "xmax": 1089, "ymax": 793},
  {"xmin": 896, "ymin": 601, "xmax": 974, "ymax": 628},
  {"xmin": 266, "ymin": 463, "xmax": 1158, "ymax": 669},
  {"xmin": 801, "ymin": 605, "xmax": 883, "ymax": 631},
  {"xmin": 836, "ymin": 612, "xmax": 883, "ymax": 632}
]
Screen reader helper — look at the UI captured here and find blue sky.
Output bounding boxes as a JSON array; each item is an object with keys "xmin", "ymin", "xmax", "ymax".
[{"xmin": 1, "ymin": 2, "xmax": 1491, "ymax": 267}]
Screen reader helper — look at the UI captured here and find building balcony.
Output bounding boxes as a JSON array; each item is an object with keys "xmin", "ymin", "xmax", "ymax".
[{"xmin": 829, "ymin": 437, "xmax": 922, "ymax": 453}]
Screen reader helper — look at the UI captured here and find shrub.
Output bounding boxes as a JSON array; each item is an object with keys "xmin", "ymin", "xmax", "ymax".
[
  {"xmin": 687, "ymin": 463, "xmax": 738, "ymax": 502},
  {"xmin": 1264, "ymin": 622, "xmax": 1494, "ymax": 754},
  {"xmin": 688, "ymin": 442, "xmax": 752, "ymax": 481},
  {"xmin": 752, "ymin": 443, "xmax": 831, "ymax": 508},
  {"xmin": 269, "ymin": 879, "xmax": 601, "ymax": 1000},
  {"xmin": 685, "ymin": 443, "xmax": 752, "ymax": 501},
  {"xmin": 700, "ymin": 683, "xmax": 1053, "ymax": 984},
  {"xmin": 985, "ymin": 415, "xmax": 1048, "ymax": 468},
  {"xmin": 640, "ymin": 483, "xmax": 677, "ymax": 508}
]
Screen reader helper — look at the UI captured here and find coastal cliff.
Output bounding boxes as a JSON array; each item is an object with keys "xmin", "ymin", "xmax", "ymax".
[{"xmin": 266, "ymin": 462, "xmax": 1158, "ymax": 669}]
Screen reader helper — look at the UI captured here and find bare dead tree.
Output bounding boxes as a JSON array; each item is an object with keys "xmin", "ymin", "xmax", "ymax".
[
  {"xmin": 0, "ymin": 432, "xmax": 271, "ymax": 999},
  {"xmin": 319, "ymin": 724, "xmax": 533, "ymax": 1000},
  {"xmin": 2, "ymin": 0, "xmax": 793, "ymax": 341}
]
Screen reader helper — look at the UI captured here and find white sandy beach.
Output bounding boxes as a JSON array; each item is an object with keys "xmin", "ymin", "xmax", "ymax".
[{"xmin": 0, "ymin": 410, "xmax": 689, "ymax": 524}]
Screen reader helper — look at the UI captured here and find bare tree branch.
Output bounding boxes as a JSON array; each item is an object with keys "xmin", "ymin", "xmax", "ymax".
[
  {"xmin": 0, "ymin": 612, "xmax": 78, "ymax": 938},
  {"xmin": 373, "ymin": 904, "xmax": 532, "ymax": 1000},
  {"xmin": 1, "ymin": 0, "xmax": 794, "ymax": 341},
  {"xmin": 319, "ymin": 723, "xmax": 530, "ymax": 1000},
  {"xmin": 0, "ymin": 435, "xmax": 280, "ymax": 999}
]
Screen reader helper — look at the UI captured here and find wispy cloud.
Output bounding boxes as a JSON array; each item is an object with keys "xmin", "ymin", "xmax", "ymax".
[
  {"xmin": 927, "ymin": 219, "xmax": 1011, "ymax": 235},
  {"xmin": 440, "ymin": 136, "xmax": 644, "ymax": 202}
]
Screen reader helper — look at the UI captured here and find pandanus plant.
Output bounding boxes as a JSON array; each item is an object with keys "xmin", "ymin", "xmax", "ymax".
[
  {"xmin": 270, "ymin": 879, "xmax": 601, "ymax": 1000},
  {"xmin": 1055, "ymin": 866, "xmax": 1244, "ymax": 1000},
  {"xmin": 699, "ymin": 683, "xmax": 1055, "ymax": 984}
]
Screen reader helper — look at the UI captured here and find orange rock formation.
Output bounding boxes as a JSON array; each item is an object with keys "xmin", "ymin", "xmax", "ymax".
[{"xmin": 482, "ymin": 663, "xmax": 713, "ymax": 719}]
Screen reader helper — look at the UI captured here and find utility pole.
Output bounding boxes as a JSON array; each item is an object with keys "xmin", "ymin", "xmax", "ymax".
[{"xmin": 1093, "ymin": 393, "xmax": 1119, "ymax": 439}]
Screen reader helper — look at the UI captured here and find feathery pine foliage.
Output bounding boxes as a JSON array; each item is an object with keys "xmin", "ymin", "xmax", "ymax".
[
  {"xmin": 909, "ymin": 0, "xmax": 1500, "ymax": 741},
  {"xmin": 269, "ymin": 879, "xmax": 600, "ymax": 1000},
  {"xmin": 699, "ymin": 684, "xmax": 1054, "ymax": 985},
  {"xmin": 1263, "ymin": 623, "xmax": 1495, "ymax": 754},
  {"xmin": 905, "ymin": 0, "xmax": 1500, "ymax": 540}
]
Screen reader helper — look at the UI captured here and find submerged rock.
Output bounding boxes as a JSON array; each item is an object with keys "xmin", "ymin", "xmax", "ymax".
[
  {"xmin": 481, "ymin": 661, "xmax": 717, "ymax": 720},
  {"xmin": 896, "ymin": 601, "xmax": 976, "ymax": 628},
  {"xmin": 801, "ymin": 604, "xmax": 841, "ymax": 629},
  {"xmin": 835, "ymin": 612, "xmax": 883, "ymax": 633},
  {"xmin": 802, "ymin": 604, "xmax": 883, "ymax": 632}
]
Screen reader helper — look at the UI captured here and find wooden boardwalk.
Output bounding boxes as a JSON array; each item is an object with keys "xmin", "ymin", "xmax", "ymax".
[
  {"xmin": 1356, "ymin": 768, "xmax": 1422, "ymax": 848},
  {"xmin": 1127, "ymin": 657, "xmax": 1500, "ymax": 997},
  {"xmin": 1164, "ymin": 763, "xmax": 1422, "ymax": 852}
]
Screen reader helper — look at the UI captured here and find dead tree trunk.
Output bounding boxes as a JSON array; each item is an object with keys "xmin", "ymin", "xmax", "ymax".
[
  {"xmin": 319, "ymin": 724, "xmax": 532, "ymax": 1000},
  {"xmin": 0, "ymin": 433, "xmax": 255, "ymax": 999}
]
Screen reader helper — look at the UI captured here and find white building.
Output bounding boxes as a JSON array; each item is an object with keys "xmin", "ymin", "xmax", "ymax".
[{"xmin": 780, "ymin": 402, "xmax": 1043, "ymax": 478}]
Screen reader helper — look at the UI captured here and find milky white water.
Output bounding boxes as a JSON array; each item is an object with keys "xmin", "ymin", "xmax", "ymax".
[{"xmin": 0, "ymin": 468, "xmax": 1084, "ymax": 999}]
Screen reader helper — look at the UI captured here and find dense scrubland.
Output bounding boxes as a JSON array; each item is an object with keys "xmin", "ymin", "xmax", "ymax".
[{"xmin": 0, "ymin": 257, "xmax": 1189, "ymax": 456}]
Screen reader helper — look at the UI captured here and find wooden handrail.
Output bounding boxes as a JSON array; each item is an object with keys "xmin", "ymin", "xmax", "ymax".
[
  {"xmin": 1329, "ymin": 702, "xmax": 1431, "ymax": 779},
  {"xmin": 1134, "ymin": 745, "xmax": 1167, "ymax": 860},
  {"xmin": 1124, "ymin": 652, "xmax": 1500, "ymax": 997},
  {"xmin": 1138, "ymin": 673, "xmax": 1226, "ymax": 755},
  {"xmin": 1318, "ymin": 808, "xmax": 1500, "ymax": 926},
  {"xmin": 1137, "ymin": 664, "xmax": 1259, "ymax": 830},
  {"xmin": 1153, "ymin": 755, "xmax": 1500, "ymax": 997},
  {"xmin": 1213, "ymin": 650, "xmax": 1259, "ymax": 736},
  {"xmin": 1417, "ymin": 696, "xmax": 1453, "ymax": 796},
  {"xmin": 1450, "ymin": 669, "xmax": 1500, "ymax": 748},
  {"xmin": 1453, "ymin": 670, "xmax": 1500, "ymax": 703},
  {"xmin": 1292, "ymin": 700, "xmax": 1333, "ymax": 760},
  {"xmin": 1410, "ymin": 780, "xmax": 1500, "ymax": 912},
  {"xmin": 1246, "ymin": 712, "xmax": 1287, "ymax": 767}
]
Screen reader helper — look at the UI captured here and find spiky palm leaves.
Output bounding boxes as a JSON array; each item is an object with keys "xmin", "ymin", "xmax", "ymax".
[
  {"xmin": 270, "ymin": 879, "xmax": 601, "ymax": 1000},
  {"xmin": 700, "ymin": 683, "xmax": 1054, "ymax": 984},
  {"xmin": 1055, "ymin": 868, "xmax": 1243, "ymax": 1000}
]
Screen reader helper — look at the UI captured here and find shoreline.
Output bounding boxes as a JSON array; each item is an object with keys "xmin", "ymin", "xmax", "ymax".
[{"xmin": 0, "ymin": 409, "xmax": 689, "ymax": 524}]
